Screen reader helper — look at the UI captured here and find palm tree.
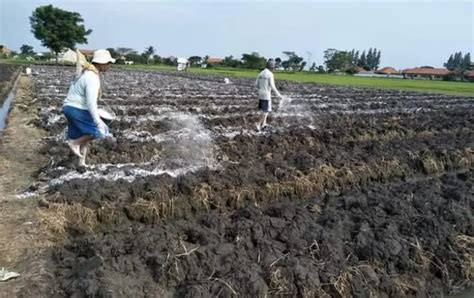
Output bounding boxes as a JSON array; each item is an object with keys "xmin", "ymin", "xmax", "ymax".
[{"xmin": 144, "ymin": 46, "xmax": 155, "ymax": 64}]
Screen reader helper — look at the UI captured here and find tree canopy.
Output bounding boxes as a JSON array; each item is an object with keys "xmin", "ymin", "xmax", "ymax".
[{"xmin": 30, "ymin": 5, "xmax": 92, "ymax": 62}]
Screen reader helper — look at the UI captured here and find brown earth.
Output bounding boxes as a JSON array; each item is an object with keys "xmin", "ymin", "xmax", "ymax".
[
  {"xmin": 1, "ymin": 66, "xmax": 473, "ymax": 297},
  {"xmin": 0, "ymin": 75, "xmax": 54, "ymax": 297}
]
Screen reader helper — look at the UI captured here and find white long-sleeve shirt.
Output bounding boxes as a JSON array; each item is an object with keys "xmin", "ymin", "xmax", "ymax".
[
  {"xmin": 255, "ymin": 68, "xmax": 282, "ymax": 100},
  {"xmin": 63, "ymin": 70, "xmax": 101, "ymax": 124}
]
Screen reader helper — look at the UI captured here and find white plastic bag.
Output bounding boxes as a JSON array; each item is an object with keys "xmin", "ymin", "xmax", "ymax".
[{"xmin": 0, "ymin": 268, "xmax": 20, "ymax": 282}]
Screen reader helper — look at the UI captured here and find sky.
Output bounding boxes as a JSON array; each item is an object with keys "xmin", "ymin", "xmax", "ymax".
[{"xmin": 0, "ymin": 0, "xmax": 472, "ymax": 69}]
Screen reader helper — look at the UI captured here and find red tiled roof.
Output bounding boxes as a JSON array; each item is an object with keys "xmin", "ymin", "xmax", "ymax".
[
  {"xmin": 402, "ymin": 68, "xmax": 452, "ymax": 76},
  {"xmin": 207, "ymin": 57, "xmax": 223, "ymax": 64},
  {"xmin": 465, "ymin": 70, "xmax": 474, "ymax": 78},
  {"xmin": 79, "ymin": 49, "xmax": 95, "ymax": 57},
  {"xmin": 376, "ymin": 67, "xmax": 399, "ymax": 74},
  {"xmin": 0, "ymin": 46, "xmax": 11, "ymax": 54}
]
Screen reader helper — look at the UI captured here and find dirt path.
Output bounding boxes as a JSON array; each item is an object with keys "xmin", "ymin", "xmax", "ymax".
[{"xmin": 0, "ymin": 75, "xmax": 53, "ymax": 297}]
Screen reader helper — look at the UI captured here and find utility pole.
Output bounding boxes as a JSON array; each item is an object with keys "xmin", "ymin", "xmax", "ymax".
[{"xmin": 306, "ymin": 51, "xmax": 313, "ymax": 71}]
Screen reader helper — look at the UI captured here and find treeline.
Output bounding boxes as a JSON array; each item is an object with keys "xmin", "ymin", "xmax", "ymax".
[
  {"xmin": 444, "ymin": 52, "xmax": 471, "ymax": 73},
  {"xmin": 324, "ymin": 48, "xmax": 381, "ymax": 73}
]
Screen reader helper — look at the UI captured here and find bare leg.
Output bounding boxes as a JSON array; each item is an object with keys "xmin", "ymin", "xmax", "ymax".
[
  {"xmin": 78, "ymin": 144, "xmax": 88, "ymax": 167},
  {"xmin": 261, "ymin": 112, "xmax": 269, "ymax": 127},
  {"xmin": 256, "ymin": 112, "xmax": 269, "ymax": 131},
  {"xmin": 68, "ymin": 135, "xmax": 94, "ymax": 157}
]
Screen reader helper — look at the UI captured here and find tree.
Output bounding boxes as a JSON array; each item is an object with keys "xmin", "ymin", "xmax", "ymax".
[
  {"xmin": 275, "ymin": 57, "xmax": 282, "ymax": 69},
  {"xmin": 444, "ymin": 51, "xmax": 472, "ymax": 80},
  {"xmin": 221, "ymin": 55, "xmax": 241, "ymax": 68},
  {"xmin": 299, "ymin": 61, "xmax": 307, "ymax": 71},
  {"xmin": 125, "ymin": 51, "xmax": 145, "ymax": 63},
  {"xmin": 358, "ymin": 51, "xmax": 367, "ymax": 69},
  {"xmin": 463, "ymin": 53, "xmax": 471, "ymax": 70},
  {"xmin": 116, "ymin": 47, "xmax": 134, "ymax": 57},
  {"xmin": 324, "ymin": 48, "xmax": 352, "ymax": 72},
  {"xmin": 30, "ymin": 5, "xmax": 92, "ymax": 63},
  {"xmin": 188, "ymin": 56, "xmax": 203, "ymax": 67},
  {"xmin": 374, "ymin": 49, "xmax": 381, "ymax": 70},
  {"xmin": 106, "ymin": 48, "xmax": 118, "ymax": 59},
  {"xmin": 453, "ymin": 52, "xmax": 463, "ymax": 69},
  {"xmin": 162, "ymin": 57, "xmax": 176, "ymax": 66},
  {"xmin": 20, "ymin": 44, "xmax": 35, "ymax": 56},
  {"xmin": 366, "ymin": 48, "xmax": 374, "ymax": 70},
  {"xmin": 444, "ymin": 54, "xmax": 454, "ymax": 70},
  {"xmin": 282, "ymin": 51, "xmax": 305, "ymax": 71},
  {"xmin": 241, "ymin": 52, "xmax": 266, "ymax": 69},
  {"xmin": 445, "ymin": 51, "xmax": 471, "ymax": 72},
  {"xmin": 323, "ymin": 48, "xmax": 338, "ymax": 72},
  {"xmin": 152, "ymin": 54, "xmax": 162, "ymax": 64},
  {"xmin": 144, "ymin": 46, "xmax": 155, "ymax": 64},
  {"xmin": 37, "ymin": 52, "xmax": 54, "ymax": 61}
]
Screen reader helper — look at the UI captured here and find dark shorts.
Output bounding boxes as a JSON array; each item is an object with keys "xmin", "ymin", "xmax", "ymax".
[
  {"xmin": 258, "ymin": 99, "xmax": 271, "ymax": 112},
  {"xmin": 63, "ymin": 105, "xmax": 103, "ymax": 140}
]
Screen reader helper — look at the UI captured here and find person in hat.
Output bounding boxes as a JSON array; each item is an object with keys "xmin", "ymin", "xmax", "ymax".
[
  {"xmin": 62, "ymin": 49, "xmax": 115, "ymax": 166},
  {"xmin": 255, "ymin": 58, "xmax": 283, "ymax": 131}
]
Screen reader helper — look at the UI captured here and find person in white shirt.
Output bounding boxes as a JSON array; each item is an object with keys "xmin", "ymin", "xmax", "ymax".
[
  {"xmin": 255, "ymin": 59, "xmax": 283, "ymax": 131},
  {"xmin": 62, "ymin": 49, "xmax": 115, "ymax": 166}
]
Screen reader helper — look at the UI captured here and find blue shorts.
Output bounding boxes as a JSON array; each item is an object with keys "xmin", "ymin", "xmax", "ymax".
[
  {"xmin": 63, "ymin": 105, "xmax": 105, "ymax": 140},
  {"xmin": 258, "ymin": 99, "xmax": 271, "ymax": 112}
]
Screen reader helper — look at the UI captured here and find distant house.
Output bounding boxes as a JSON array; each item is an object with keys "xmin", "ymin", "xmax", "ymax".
[
  {"xmin": 177, "ymin": 57, "xmax": 189, "ymax": 71},
  {"xmin": 376, "ymin": 67, "xmax": 399, "ymax": 75},
  {"xmin": 0, "ymin": 45, "xmax": 12, "ymax": 57},
  {"xmin": 402, "ymin": 67, "xmax": 452, "ymax": 80},
  {"xmin": 356, "ymin": 69, "xmax": 375, "ymax": 75},
  {"xmin": 354, "ymin": 67, "xmax": 403, "ymax": 79},
  {"xmin": 56, "ymin": 48, "xmax": 96, "ymax": 63},
  {"xmin": 78, "ymin": 49, "xmax": 95, "ymax": 60},
  {"xmin": 57, "ymin": 49, "xmax": 77, "ymax": 63},
  {"xmin": 465, "ymin": 70, "xmax": 474, "ymax": 82},
  {"xmin": 207, "ymin": 57, "xmax": 223, "ymax": 65}
]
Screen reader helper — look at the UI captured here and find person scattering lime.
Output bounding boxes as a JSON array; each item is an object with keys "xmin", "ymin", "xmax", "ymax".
[
  {"xmin": 255, "ymin": 59, "xmax": 283, "ymax": 131},
  {"xmin": 62, "ymin": 49, "xmax": 115, "ymax": 166}
]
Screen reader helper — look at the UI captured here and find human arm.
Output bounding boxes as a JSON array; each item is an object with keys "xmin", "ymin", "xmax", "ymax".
[
  {"xmin": 269, "ymin": 73, "xmax": 282, "ymax": 98},
  {"xmin": 84, "ymin": 73, "xmax": 106, "ymax": 129}
]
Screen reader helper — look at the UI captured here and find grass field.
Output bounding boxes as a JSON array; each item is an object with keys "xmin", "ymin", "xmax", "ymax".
[{"xmin": 2, "ymin": 59, "xmax": 473, "ymax": 96}]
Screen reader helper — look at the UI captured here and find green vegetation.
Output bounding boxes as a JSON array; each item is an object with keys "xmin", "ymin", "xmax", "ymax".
[{"xmin": 30, "ymin": 5, "xmax": 92, "ymax": 63}]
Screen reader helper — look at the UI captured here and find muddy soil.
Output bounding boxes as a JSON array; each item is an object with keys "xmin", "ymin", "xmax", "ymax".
[
  {"xmin": 53, "ymin": 170, "xmax": 473, "ymax": 297},
  {"xmin": 0, "ymin": 74, "xmax": 55, "ymax": 297},
  {"xmin": 22, "ymin": 66, "xmax": 474, "ymax": 296}
]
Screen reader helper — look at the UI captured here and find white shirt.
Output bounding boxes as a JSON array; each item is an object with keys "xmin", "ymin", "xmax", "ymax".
[
  {"xmin": 63, "ymin": 70, "xmax": 101, "ymax": 124},
  {"xmin": 255, "ymin": 68, "xmax": 282, "ymax": 101}
]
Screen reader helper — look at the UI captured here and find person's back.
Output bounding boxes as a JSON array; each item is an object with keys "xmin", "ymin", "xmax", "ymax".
[
  {"xmin": 64, "ymin": 70, "xmax": 100, "ymax": 111},
  {"xmin": 255, "ymin": 59, "xmax": 282, "ymax": 131},
  {"xmin": 61, "ymin": 49, "xmax": 115, "ymax": 165},
  {"xmin": 256, "ymin": 68, "xmax": 274, "ymax": 100}
]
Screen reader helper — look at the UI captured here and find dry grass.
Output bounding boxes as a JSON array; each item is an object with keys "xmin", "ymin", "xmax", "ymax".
[
  {"xmin": 127, "ymin": 197, "xmax": 175, "ymax": 223},
  {"xmin": 227, "ymin": 187, "xmax": 256, "ymax": 208},
  {"xmin": 194, "ymin": 183, "xmax": 213, "ymax": 210},
  {"xmin": 392, "ymin": 275, "xmax": 420, "ymax": 296},
  {"xmin": 268, "ymin": 268, "xmax": 290, "ymax": 295},
  {"xmin": 260, "ymin": 157, "xmax": 409, "ymax": 202},
  {"xmin": 96, "ymin": 202, "xmax": 124, "ymax": 225},
  {"xmin": 420, "ymin": 155, "xmax": 443, "ymax": 175},
  {"xmin": 333, "ymin": 266, "xmax": 370, "ymax": 297},
  {"xmin": 455, "ymin": 235, "xmax": 474, "ymax": 280},
  {"xmin": 39, "ymin": 203, "xmax": 98, "ymax": 240}
]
